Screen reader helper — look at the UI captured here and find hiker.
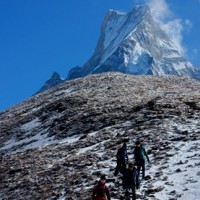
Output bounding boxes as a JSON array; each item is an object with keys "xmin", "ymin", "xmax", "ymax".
[
  {"xmin": 92, "ymin": 175, "xmax": 111, "ymax": 200},
  {"xmin": 134, "ymin": 141, "xmax": 150, "ymax": 179},
  {"xmin": 114, "ymin": 142, "xmax": 128, "ymax": 176},
  {"xmin": 123, "ymin": 163, "xmax": 139, "ymax": 200}
]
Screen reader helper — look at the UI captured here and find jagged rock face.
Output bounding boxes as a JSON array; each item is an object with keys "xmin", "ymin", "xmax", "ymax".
[
  {"xmin": 67, "ymin": 5, "xmax": 200, "ymax": 80},
  {"xmin": 36, "ymin": 72, "xmax": 64, "ymax": 94},
  {"xmin": 0, "ymin": 73, "xmax": 200, "ymax": 199}
]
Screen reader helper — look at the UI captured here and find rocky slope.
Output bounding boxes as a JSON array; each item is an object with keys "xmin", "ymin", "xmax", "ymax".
[{"xmin": 0, "ymin": 73, "xmax": 200, "ymax": 199}]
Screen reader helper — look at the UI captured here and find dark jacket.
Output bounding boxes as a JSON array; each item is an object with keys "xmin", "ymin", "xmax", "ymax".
[
  {"xmin": 117, "ymin": 146, "xmax": 128, "ymax": 161},
  {"xmin": 134, "ymin": 146, "xmax": 149, "ymax": 162},
  {"xmin": 123, "ymin": 167, "xmax": 139, "ymax": 189},
  {"xmin": 92, "ymin": 181, "xmax": 111, "ymax": 200}
]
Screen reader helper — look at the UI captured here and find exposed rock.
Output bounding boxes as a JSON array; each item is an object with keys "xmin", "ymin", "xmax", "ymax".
[{"xmin": 0, "ymin": 73, "xmax": 200, "ymax": 199}]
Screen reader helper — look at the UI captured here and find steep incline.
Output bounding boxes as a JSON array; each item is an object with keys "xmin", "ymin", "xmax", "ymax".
[{"xmin": 0, "ymin": 73, "xmax": 200, "ymax": 199}]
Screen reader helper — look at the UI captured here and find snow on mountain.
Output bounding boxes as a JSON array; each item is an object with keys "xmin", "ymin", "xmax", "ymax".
[
  {"xmin": 67, "ymin": 5, "xmax": 200, "ymax": 80},
  {"xmin": 35, "ymin": 5, "xmax": 200, "ymax": 94},
  {"xmin": 0, "ymin": 72, "xmax": 200, "ymax": 199},
  {"xmin": 36, "ymin": 72, "xmax": 64, "ymax": 94}
]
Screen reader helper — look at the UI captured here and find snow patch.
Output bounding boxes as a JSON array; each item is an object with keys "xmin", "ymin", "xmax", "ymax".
[
  {"xmin": 58, "ymin": 135, "xmax": 80, "ymax": 144},
  {"xmin": 154, "ymin": 140, "xmax": 200, "ymax": 200},
  {"xmin": 21, "ymin": 118, "xmax": 41, "ymax": 132}
]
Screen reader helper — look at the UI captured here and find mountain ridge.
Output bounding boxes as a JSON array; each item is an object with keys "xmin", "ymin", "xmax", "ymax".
[{"xmin": 36, "ymin": 72, "xmax": 64, "ymax": 94}]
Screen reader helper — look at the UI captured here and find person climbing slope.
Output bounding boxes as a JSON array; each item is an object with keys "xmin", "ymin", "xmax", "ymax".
[
  {"xmin": 114, "ymin": 142, "xmax": 128, "ymax": 176},
  {"xmin": 134, "ymin": 140, "xmax": 149, "ymax": 179},
  {"xmin": 92, "ymin": 175, "xmax": 111, "ymax": 200},
  {"xmin": 123, "ymin": 163, "xmax": 139, "ymax": 200}
]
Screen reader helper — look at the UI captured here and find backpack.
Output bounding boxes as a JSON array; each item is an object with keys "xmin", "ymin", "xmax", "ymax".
[
  {"xmin": 117, "ymin": 147, "xmax": 127, "ymax": 160},
  {"xmin": 94, "ymin": 182, "xmax": 107, "ymax": 197}
]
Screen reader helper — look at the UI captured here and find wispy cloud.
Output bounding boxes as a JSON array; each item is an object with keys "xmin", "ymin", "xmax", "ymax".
[
  {"xmin": 191, "ymin": 49, "xmax": 198, "ymax": 60},
  {"xmin": 193, "ymin": 49, "xmax": 198, "ymax": 55},
  {"xmin": 146, "ymin": 0, "xmax": 191, "ymax": 55},
  {"xmin": 185, "ymin": 19, "xmax": 193, "ymax": 30},
  {"xmin": 162, "ymin": 19, "xmax": 184, "ymax": 54},
  {"xmin": 147, "ymin": 0, "xmax": 171, "ymax": 21}
]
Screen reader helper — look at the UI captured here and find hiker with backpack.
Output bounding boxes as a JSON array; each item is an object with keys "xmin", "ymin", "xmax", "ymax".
[
  {"xmin": 123, "ymin": 163, "xmax": 139, "ymax": 200},
  {"xmin": 134, "ymin": 141, "xmax": 150, "ymax": 179},
  {"xmin": 114, "ymin": 142, "xmax": 128, "ymax": 176},
  {"xmin": 92, "ymin": 175, "xmax": 111, "ymax": 200}
]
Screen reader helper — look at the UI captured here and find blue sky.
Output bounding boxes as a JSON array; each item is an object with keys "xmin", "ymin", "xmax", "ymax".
[{"xmin": 0, "ymin": 0, "xmax": 200, "ymax": 111}]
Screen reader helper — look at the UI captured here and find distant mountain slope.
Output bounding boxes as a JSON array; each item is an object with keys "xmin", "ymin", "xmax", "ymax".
[
  {"xmin": 67, "ymin": 5, "xmax": 200, "ymax": 80},
  {"xmin": 0, "ymin": 73, "xmax": 200, "ymax": 199},
  {"xmin": 36, "ymin": 72, "xmax": 64, "ymax": 94}
]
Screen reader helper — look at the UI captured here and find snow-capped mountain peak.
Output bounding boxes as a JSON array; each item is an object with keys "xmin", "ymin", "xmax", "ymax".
[{"xmin": 67, "ymin": 5, "xmax": 200, "ymax": 80}]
